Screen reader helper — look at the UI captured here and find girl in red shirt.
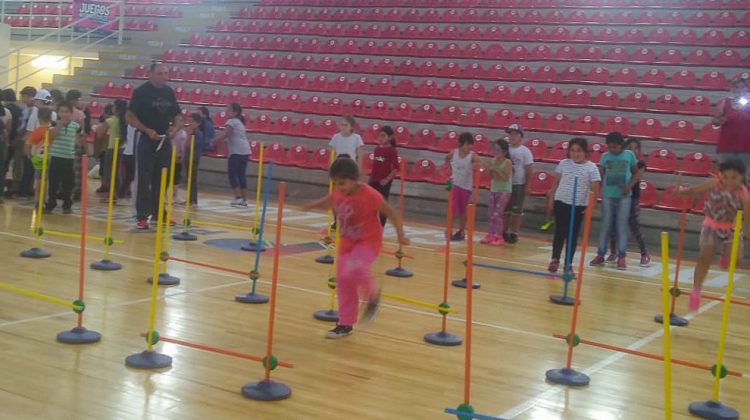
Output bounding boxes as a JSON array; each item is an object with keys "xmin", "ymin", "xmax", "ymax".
[
  {"xmin": 368, "ymin": 126, "xmax": 400, "ymax": 226},
  {"xmin": 304, "ymin": 157, "xmax": 409, "ymax": 339}
]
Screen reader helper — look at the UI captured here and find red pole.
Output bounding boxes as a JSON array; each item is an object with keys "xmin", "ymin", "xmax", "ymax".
[
  {"xmin": 463, "ymin": 203, "xmax": 476, "ymax": 405},
  {"xmin": 264, "ymin": 182, "xmax": 285, "ymax": 381},
  {"xmin": 441, "ymin": 188, "xmax": 454, "ymax": 334},
  {"xmin": 77, "ymin": 155, "xmax": 88, "ymax": 329},
  {"xmin": 565, "ymin": 194, "xmax": 595, "ymax": 369}
]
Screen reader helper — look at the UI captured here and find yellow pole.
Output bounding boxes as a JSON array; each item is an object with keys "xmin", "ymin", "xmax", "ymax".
[
  {"xmin": 160, "ymin": 147, "xmax": 177, "ymax": 273},
  {"xmin": 0, "ymin": 282, "xmax": 82, "ymax": 311},
  {"xmin": 252, "ymin": 143, "xmax": 265, "ymax": 243},
  {"xmin": 660, "ymin": 232, "xmax": 672, "ymax": 420},
  {"xmin": 328, "ymin": 217, "xmax": 341, "ymax": 311},
  {"xmin": 182, "ymin": 135, "xmax": 195, "ymax": 233},
  {"xmin": 103, "ymin": 138, "xmax": 119, "ymax": 259},
  {"xmin": 33, "ymin": 132, "xmax": 50, "ymax": 247},
  {"xmin": 711, "ymin": 211, "xmax": 742, "ymax": 400},
  {"xmin": 382, "ymin": 293, "xmax": 457, "ymax": 313},
  {"xmin": 147, "ymin": 169, "xmax": 167, "ymax": 352},
  {"xmin": 324, "ymin": 148, "xmax": 336, "ymax": 257},
  {"xmin": 44, "ymin": 229, "xmax": 124, "ymax": 243}
]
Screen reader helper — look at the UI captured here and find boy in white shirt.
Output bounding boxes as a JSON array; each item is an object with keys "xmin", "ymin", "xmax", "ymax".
[{"xmin": 504, "ymin": 124, "xmax": 534, "ymax": 244}]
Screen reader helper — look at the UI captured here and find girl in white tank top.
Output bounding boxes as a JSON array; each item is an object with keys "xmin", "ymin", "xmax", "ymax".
[{"xmin": 445, "ymin": 133, "xmax": 482, "ymax": 241}]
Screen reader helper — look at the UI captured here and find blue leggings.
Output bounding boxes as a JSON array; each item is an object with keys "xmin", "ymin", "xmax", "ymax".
[{"xmin": 227, "ymin": 154, "xmax": 248, "ymax": 189}]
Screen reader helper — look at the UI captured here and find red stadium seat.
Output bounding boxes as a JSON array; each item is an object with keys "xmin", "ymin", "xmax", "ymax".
[
  {"xmin": 407, "ymin": 159, "xmax": 437, "ymax": 182},
  {"xmin": 653, "ymin": 94, "xmax": 680, "ymax": 113},
  {"xmin": 641, "ymin": 69, "xmax": 667, "ymax": 87},
  {"xmin": 416, "ymin": 80, "xmax": 438, "ymax": 98},
  {"xmin": 582, "ymin": 66, "xmax": 610, "ymax": 84},
  {"xmin": 662, "ymin": 120, "xmax": 695, "ymax": 142},
  {"xmin": 363, "ymin": 123, "xmax": 382, "ymax": 145},
  {"xmin": 683, "ymin": 95, "xmax": 711, "ymax": 115},
  {"xmin": 698, "ymin": 71, "xmax": 727, "ymax": 90},
  {"xmin": 605, "ymin": 47, "xmax": 629, "ymax": 63},
  {"xmin": 647, "ymin": 28, "xmax": 671, "ymax": 45},
  {"xmin": 431, "ymin": 131, "xmax": 459, "ymax": 152},
  {"xmin": 565, "ymin": 88, "xmax": 591, "ymax": 107},
  {"xmin": 266, "ymin": 143, "xmax": 288, "ymax": 164},
  {"xmin": 538, "ymin": 87, "xmax": 564, "ymax": 105},
  {"xmin": 287, "ymin": 145, "xmax": 309, "ymax": 167},
  {"xmin": 592, "ymin": 90, "xmax": 620, "ymax": 109},
  {"xmin": 306, "ymin": 147, "xmax": 332, "ymax": 170},
  {"xmin": 534, "ymin": 65, "xmax": 557, "ymax": 82},
  {"xmin": 394, "ymin": 126, "xmax": 411, "ymax": 147},
  {"xmin": 622, "ymin": 92, "xmax": 649, "ymax": 111},
  {"xmin": 529, "ymin": 171, "xmax": 554, "ymax": 195},
  {"xmin": 600, "ymin": 116, "xmax": 631, "ymax": 136},
  {"xmin": 612, "ymin": 68, "xmax": 638, "ymax": 85},
  {"xmin": 440, "ymin": 81, "xmax": 462, "ymax": 99},
  {"xmin": 631, "ymin": 48, "xmax": 656, "ymax": 64},
  {"xmin": 632, "ymin": 118, "xmax": 663, "ymax": 139},
  {"xmin": 545, "ymin": 113, "xmax": 571, "ymax": 133},
  {"xmin": 512, "ymin": 85, "xmax": 537, "ymax": 104},
  {"xmin": 571, "ymin": 115, "xmax": 600, "ymax": 135},
  {"xmin": 369, "ymin": 100, "xmax": 390, "ymax": 119},
  {"xmin": 318, "ymin": 118, "xmax": 338, "ymax": 139},
  {"xmin": 638, "ymin": 181, "xmax": 657, "ymax": 208},
  {"xmin": 668, "ymin": 69, "xmax": 697, "ymax": 89},
  {"xmin": 489, "ymin": 109, "xmax": 515, "ymax": 128},
  {"xmin": 686, "ymin": 49, "xmax": 711, "ymax": 66},
  {"xmin": 519, "ymin": 111, "xmax": 542, "ymax": 131},
  {"xmin": 410, "ymin": 128, "xmax": 436, "ymax": 150},
  {"xmin": 524, "ymin": 138, "xmax": 548, "ymax": 161},
  {"xmin": 347, "ymin": 98, "xmax": 367, "ymax": 117},
  {"xmin": 415, "ymin": 103, "xmax": 437, "ymax": 122},
  {"xmin": 439, "ymin": 105, "xmax": 463, "ymax": 124},
  {"xmin": 646, "ymin": 149, "xmax": 677, "ymax": 173},
  {"xmin": 510, "ymin": 65, "xmax": 533, "ymax": 82},
  {"xmin": 559, "ymin": 66, "xmax": 583, "ymax": 83},
  {"xmin": 679, "ymin": 153, "xmax": 714, "ymax": 180},
  {"xmin": 654, "ymin": 186, "xmax": 688, "ymax": 212},
  {"xmin": 579, "ymin": 46, "xmax": 603, "ymax": 62},
  {"xmin": 715, "ymin": 49, "xmax": 742, "ymax": 67},
  {"xmin": 463, "ymin": 107, "xmax": 489, "ymax": 126},
  {"xmin": 589, "ymin": 142, "xmax": 607, "ymax": 164},
  {"xmin": 544, "ymin": 141, "xmax": 569, "ymax": 163}
]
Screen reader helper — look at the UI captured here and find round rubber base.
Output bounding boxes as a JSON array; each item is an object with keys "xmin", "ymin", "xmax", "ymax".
[
  {"xmin": 20, "ymin": 247, "xmax": 51, "ymax": 259},
  {"xmin": 172, "ymin": 232, "xmax": 198, "ymax": 241},
  {"xmin": 654, "ymin": 313, "xmax": 689, "ymax": 327},
  {"xmin": 545, "ymin": 368, "xmax": 590, "ymax": 386},
  {"xmin": 90, "ymin": 259, "xmax": 122, "ymax": 271},
  {"xmin": 451, "ymin": 278, "xmax": 480, "ymax": 289},
  {"xmin": 241, "ymin": 241, "xmax": 267, "ymax": 252},
  {"xmin": 125, "ymin": 351, "xmax": 172, "ymax": 370},
  {"xmin": 147, "ymin": 273, "xmax": 181, "ymax": 286},
  {"xmin": 56, "ymin": 327, "xmax": 102, "ymax": 344},
  {"xmin": 315, "ymin": 255, "xmax": 334, "ymax": 264},
  {"xmin": 313, "ymin": 309, "xmax": 339, "ymax": 322},
  {"xmin": 688, "ymin": 400, "xmax": 739, "ymax": 420},
  {"xmin": 424, "ymin": 331, "xmax": 463, "ymax": 346},
  {"xmin": 386, "ymin": 267, "xmax": 414, "ymax": 278},
  {"xmin": 241, "ymin": 379, "xmax": 291, "ymax": 401},
  {"xmin": 549, "ymin": 295, "xmax": 576, "ymax": 306},
  {"xmin": 235, "ymin": 292, "xmax": 269, "ymax": 304}
]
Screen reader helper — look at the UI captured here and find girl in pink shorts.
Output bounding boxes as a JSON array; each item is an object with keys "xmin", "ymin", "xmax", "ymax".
[
  {"xmin": 446, "ymin": 132, "xmax": 482, "ymax": 241},
  {"xmin": 304, "ymin": 157, "xmax": 409, "ymax": 339},
  {"xmin": 676, "ymin": 159, "xmax": 750, "ymax": 311}
]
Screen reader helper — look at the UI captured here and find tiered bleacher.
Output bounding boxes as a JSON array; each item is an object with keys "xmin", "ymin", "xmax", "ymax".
[{"xmin": 89, "ymin": 0, "xmax": 750, "ymax": 222}]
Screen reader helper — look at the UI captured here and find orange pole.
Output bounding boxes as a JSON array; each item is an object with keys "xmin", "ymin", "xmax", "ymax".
[
  {"xmin": 668, "ymin": 199, "xmax": 688, "ymax": 314},
  {"xmin": 553, "ymin": 333, "xmax": 742, "ymax": 377},
  {"xmin": 395, "ymin": 160, "xmax": 407, "ymax": 269},
  {"xmin": 463, "ymin": 203, "xmax": 477, "ymax": 405},
  {"xmin": 441, "ymin": 188, "xmax": 454, "ymax": 334},
  {"xmin": 77, "ymin": 155, "xmax": 88, "ymax": 329},
  {"xmin": 565, "ymin": 194, "xmax": 596, "ymax": 369},
  {"xmin": 167, "ymin": 256, "xmax": 250, "ymax": 277},
  {"xmin": 264, "ymin": 181, "xmax": 286, "ymax": 381},
  {"xmin": 701, "ymin": 294, "xmax": 750, "ymax": 307},
  {"xmin": 138, "ymin": 333, "xmax": 293, "ymax": 368}
]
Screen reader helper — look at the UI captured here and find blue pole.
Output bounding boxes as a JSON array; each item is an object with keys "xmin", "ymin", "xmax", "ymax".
[
  {"xmin": 561, "ymin": 176, "xmax": 578, "ymax": 299},
  {"xmin": 250, "ymin": 161, "xmax": 274, "ymax": 294},
  {"xmin": 473, "ymin": 262, "xmax": 563, "ymax": 279}
]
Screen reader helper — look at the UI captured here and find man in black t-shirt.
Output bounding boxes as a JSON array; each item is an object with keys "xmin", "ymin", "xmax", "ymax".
[{"xmin": 126, "ymin": 62, "xmax": 182, "ymax": 229}]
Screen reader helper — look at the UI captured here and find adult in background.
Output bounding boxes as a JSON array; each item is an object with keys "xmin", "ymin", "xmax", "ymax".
[
  {"xmin": 66, "ymin": 89, "xmax": 88, "ymax": 200},
  {"xmin": 126, "ymin": 62, "xmax": 182, "ymax": 229},
  {"xmin": 0, "ymin": 89, "xmax": 17, "ymax": 201},
  {"xmin": 714, "ymin": 76, "xmax": 750, "ymax": 182}
]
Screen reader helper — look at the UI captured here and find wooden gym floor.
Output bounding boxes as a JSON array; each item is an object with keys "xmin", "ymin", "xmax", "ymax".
[{"xmin": 0, "ymin": 187, "xmax": 748, "ymax": 420}]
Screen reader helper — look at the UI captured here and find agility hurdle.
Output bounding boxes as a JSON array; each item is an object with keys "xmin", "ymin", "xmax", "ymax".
[
  {"xmin": 444, "ymin": 204, "xmax": 505, "ymax": 420},
  {"xmin": 313, "ymin": 217, "xmax": 340, "ymax": 322},
  {"xmin": 654, "ymin": 197, "xmax": 689, "ymax": 327},
  {"xmin": 91, "ymin": 138, "xmax": 123, "ymax": 271},
  {"xmin": 315, "ymin": 148, "xmax": 336, "ymax": 265},
  {"xmin": 386, "ymin": 161, "xmax": 413, "ymax": 278},
  {"xmin": 173, "ymin": 135, "xmax": 198, "ymax": 242},
  {"xmin": 147, "ymin": 146, "xmax": 180, "ymax": 286},
  {"xmin": 3, "ymin": 155, "xmax": 100, "ymax": 343}
]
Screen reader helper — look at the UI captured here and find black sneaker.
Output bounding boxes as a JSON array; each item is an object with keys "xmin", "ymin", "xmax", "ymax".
[
  {"xmin": 360, "ymin": 290, "xmax": 381, "ymax": 325},
  {"xmin": 450, "ymin": 231, "xmax": 465, "ymax": 241},
  {"xmin": 325, "ymin": 325, "xmax": 353, "ymax": 339},
  {"xmin": 507, "ymin": 233, "xmax": 519, "ymax": 244}
]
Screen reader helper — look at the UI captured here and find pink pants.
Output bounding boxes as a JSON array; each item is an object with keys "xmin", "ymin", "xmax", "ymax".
[
  {"xmin": 336, "ymin": 245, "xmax": 379, "ymax": 326},
  {"xmin": 451, "ymin": 186, "xmax": 471, "ymax": 218}
]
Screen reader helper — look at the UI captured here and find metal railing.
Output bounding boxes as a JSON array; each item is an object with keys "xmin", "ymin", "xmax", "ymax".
[{"xmin": 0, "ymin": 0, "xmax": 125, "ymax": 90}]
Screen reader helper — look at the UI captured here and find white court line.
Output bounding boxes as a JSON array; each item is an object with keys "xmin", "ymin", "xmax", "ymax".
[{"xmin": 498, "ymin": 301, "xmax": 720, "ymax": 419}]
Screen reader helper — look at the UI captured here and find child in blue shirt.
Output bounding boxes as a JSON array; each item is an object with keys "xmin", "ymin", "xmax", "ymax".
[{"xmin": 590, "ymin": 132, "xmax": 638, "ymax": 270}]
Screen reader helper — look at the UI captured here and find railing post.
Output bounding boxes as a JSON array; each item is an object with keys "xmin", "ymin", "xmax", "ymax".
[
  {"xmin": 117, "ymin": 0, "xmax": 124, "ymax": 45},
  {"xmin": 14, "ymin": 50, "xmax": 19, "ymax": 92}
]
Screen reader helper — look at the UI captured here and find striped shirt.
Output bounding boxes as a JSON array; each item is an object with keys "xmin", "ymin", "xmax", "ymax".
[{"xmin": 48, "ymin": 121, "xmax": 80, "ymax": 159}]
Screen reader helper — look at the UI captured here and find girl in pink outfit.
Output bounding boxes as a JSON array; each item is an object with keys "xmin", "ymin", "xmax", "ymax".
[
  {"xmin": 675, "ymin": 159, "xmax": 750, "ymax": 312},
  {"xmin": 304, "ymin": 157, "xmax": 409, "ymax": 339}
]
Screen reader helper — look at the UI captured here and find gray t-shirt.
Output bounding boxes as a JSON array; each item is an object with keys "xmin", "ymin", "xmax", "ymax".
[
  {"xmin": 329, "ymin": 133, "xmax": 364, "ymax": 160},
  {"xmin": 226, "ymin": 118, "xmax": 250, "ymax": 156},
  {"xmin": 509, "ymin": 144, "xmax": 534, "ymax": 185}
]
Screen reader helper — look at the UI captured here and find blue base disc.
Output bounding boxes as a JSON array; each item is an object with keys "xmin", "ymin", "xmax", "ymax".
[
  {"xmin": 549, "ymin": 295, "xmax": 576, "ymax": 306},
  {"xmin": 235, "ymin": 292, "xmax": 269, "ymax": 304},
  {"xmin": 315, "ymin": 255, "xmax": 334, "ymax": 264},
  {"xmin": 90, "ymin": 259, "xmax": 122, "ymax": 271},
  {"xmin": 172, "ymin": 232, "xmax": 198, "ymax": 241},
  {"xmin": 654, "ymin": 313, "xmax": 689, "ymax": 327},
  {"xmin": 125, "ymin": 351, "xmax": 172, "ymax": 370},
  {"xmin": 386, "ymin": 267, "xmax": 413, "ymax": 278},
  {"xmin": 20, "ymin": 247, "xmax": 51, "ymax": 259},
  {"xmin": 56, "ymin": 327, "xmax": 102, "ymax": 344},
  {"xmin": 241, "ymin": 379, "xmax": 291, "ymax": 401},
  {"xmin": 452, "ymin": 278, "xmax": 480, "ymax": 289},
  {"xmin": 545, "ymin": 368, "xmax": 590, "ymax": 386},
  {"xmin": 424, "ymin": 331, "xmax": 462, "ymax": 346},
  {"xmin": 147, "ymin": 273, "xmax": 180, "ymax": 286},
  {"xmin": 241, "ymin": 241, "xmax": 267, "ymax": 252},
  {"xmin": 688, "ymin": 401, "xmax": 739, "ymax": 420},
  {"xmin": 313, "ymin": 309, "xmax": 338, "ymax": 322}
]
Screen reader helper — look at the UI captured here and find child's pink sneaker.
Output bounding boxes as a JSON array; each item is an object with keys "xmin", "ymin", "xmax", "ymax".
[
  {"xmin": 688, "ymin": 289, "xmax": 701, "ymax": 312},
  {"xmin": 480, "ymin": 235, "xmax": 495, "ymax": 244},
  {"xmin": 491, "ymin": 236, "xmax": 505, "ymax": 246}
]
